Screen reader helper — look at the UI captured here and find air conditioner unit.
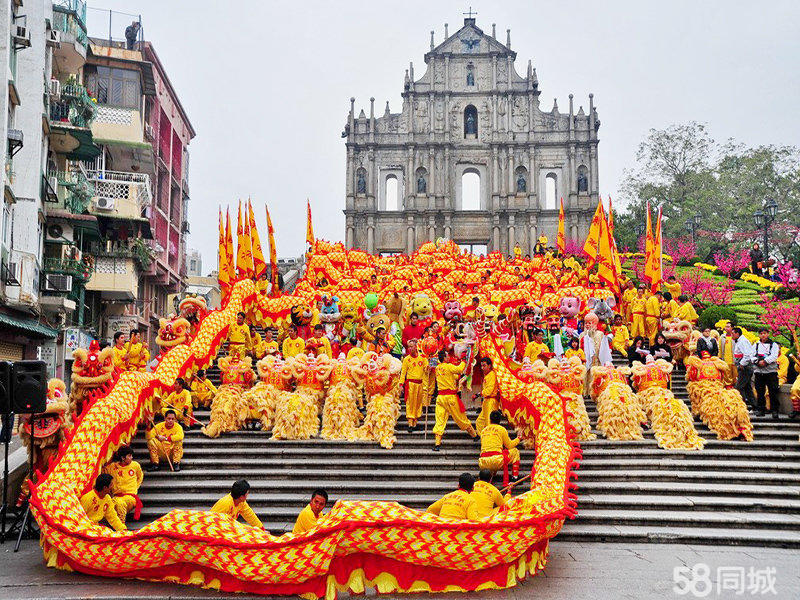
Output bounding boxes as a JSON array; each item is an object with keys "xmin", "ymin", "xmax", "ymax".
[
  {"xmin": 12, "ymin": 25, "xmax": 30, "ymax": 47},
  {"xmin": 144, "ymin": 123, "xmax": 154, "ymax": 140},
  {"xmin": 49, "ymin": 79, "xmax": 61, "ymax": 98},
  {"xmin": 44, "ymin": 274, "xmax": 73, "ymax": 292},
  {"xmin": 47, "ymin": 29, "xmax": 60, "ymax": 47},
  {"xmin": 94, "ymin": 196, "xmax": 116, "ymax": 211},
  {"xmin": 46, "ymin": 222, "xmax": 73, "ymax": 242}
]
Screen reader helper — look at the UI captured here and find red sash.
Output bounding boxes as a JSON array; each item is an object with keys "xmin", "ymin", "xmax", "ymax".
[
  {"xmin": 481, "ymin": 449, "xmax": 510, "ymax": 486},
  {"xmin": 439, "ymin": 389, "xmax": 465, "ymax": 413},
  {"xmin": 117, "ymin": 493, "xmax": 143, "ymax": 520}
]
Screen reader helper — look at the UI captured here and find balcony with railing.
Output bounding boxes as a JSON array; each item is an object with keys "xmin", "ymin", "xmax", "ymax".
[
  {"xmin": 86, "ymin": 170, "xmax": 153, "ymax": 219},
  {"xmin": 46, "ymin": 165, "xmax": 95, "ymax": 214},
  {"xmin": 52, "ymin": 0, "xmax": 88, "ymax": 46},
  {"xmin": 84, "ymin": 255, "xmax": 139, "ymax": 300},
  {"xmin": 49, "ymin": 83, "xmax": 96, "ymax": 128},
  {"xmin": 42, "ymin": 256, "xmax": 93, "ymax": 282}
]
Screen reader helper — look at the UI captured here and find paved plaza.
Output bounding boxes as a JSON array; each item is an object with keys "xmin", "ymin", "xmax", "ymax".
[{"xmin": 0, "ymin": 540, "xmax": 798, "ymax": 599}]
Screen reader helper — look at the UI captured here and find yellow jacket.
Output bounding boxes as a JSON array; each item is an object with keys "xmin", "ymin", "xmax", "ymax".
[
  {"xmin": 282, "ymin": 337, "xmax": 305, "ymax": 358},
  {"xmin": 228, "ymin": 323, "xmax": 251, "ymax": 347},
  {"xmin": 292, "ymin": 504, "xmax": 319, "ymax": 534},
  {"xmin": 481, "ymin": 370, "xmax": 498, "ymax": 399},
  {"xmin": 112, "ymin": 346, "xmax": 127, "ymax": 370},
  {"xmin": 80, "ymin": 490, "xmax": 126, "ymax": 531},
  {"xmin": 435, "ymin": 362, "xmax": 465, "ymax": 395},
  {"xmin": 524, "ymin": 341, "xmax": 549, "ymax": 363},
  {"xmin": 427, "ymin": 489, "xmax": 478, "ymax": 520},
  {"xmin": 191, "ymin": 378, "xmax": 217, "ymax": 402},
  {"xmin": 264, "ymin": 340, "xmax": 279, "ymax": 355},
  {"xmin": 105, "ymin": 461, "xmax": 143, "ymax": 496},
  {"xmin": 480, "ymin": 423, "xmax": 519, "ymax": 453},
  {"xmin": 664, "ymin": 282, "xmax": 682, "ymax": 298},
  {"xmin": 675, "ymin": 302, "xmax": 699, "ymax": 323},
  {"xmin": 470, "ymin": 480, "xmax": 506, "ymax": 518},
  {"xmin": 162, "ymin": 389, "xmax": 192, "ymax": 415},
  {"xmin": 124, "ymin": 342, "xmax": 149, "ymax": 370},
  {"xmin": 630, "ymin": 295, "xmax": 647, "ymax": 316},
  {"xmin": 148, "ymin": 421, "xmax": 184, "ymax": 444},
  {"xmin": 564, "ymin": 348, "xmax": 586, "ymax": 361},
  {"xmin": 400, "ymin": 355, "xmax": 427, "ymax": 382},
  {"xmin": 211, "ymin": 493, "xmax": 263, "ymax": 528},
  {"xmin": 645, "ymin": 295, "xmax": 661, "ymax": 319}
]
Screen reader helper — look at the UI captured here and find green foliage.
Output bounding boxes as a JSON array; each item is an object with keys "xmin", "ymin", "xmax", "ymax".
[{"xmin": 698, "ymin": 305, "xmax": 738, "ymax": 329}]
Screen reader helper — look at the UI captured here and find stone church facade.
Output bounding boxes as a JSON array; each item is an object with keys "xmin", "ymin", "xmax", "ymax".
[{"xmin": 343, "ymin": 17, "xmax": 600, "ymax": 255}]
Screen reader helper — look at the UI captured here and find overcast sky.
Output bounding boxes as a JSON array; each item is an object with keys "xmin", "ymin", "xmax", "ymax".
[{"xmin": 87, "ymin": 1, "xmax": 800, "ymax": 273}]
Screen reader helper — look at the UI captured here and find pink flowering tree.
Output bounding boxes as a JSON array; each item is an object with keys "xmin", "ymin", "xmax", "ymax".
[
  {"xmin": 663, "ymin": 237, "xmax": 698, "ymax": 266},
  {"xmin": 677, "ymin": 268, "xmax": 734, "ymax": 307},
  {"xmin": 564, "ymin": 239, "xmax": 587, "ymax": 258},
  {"xmin": 713, "ymin": 247, "xmax": 750, "ymax": 278},
  {"xmin": 758, "ymin": 295, "xmax": 800, "ymax": 354}
]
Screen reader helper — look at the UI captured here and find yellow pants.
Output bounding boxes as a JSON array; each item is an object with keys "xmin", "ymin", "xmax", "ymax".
[
  {"xmin": 433, "ymin": 394, "xmax": 476, "ymax": 442},
  {"xmin": 791, "ymin": 378, "xmax": 800, "ymax": 411},
  {"xmin": 645, "ymin": 317, "xmax": 659, "ymax": 344},
  {"xmin": 228, "ymin": 343, "xmax": 246, "ymax": 360},
  {"xmin": 405, "ymin": 381, "xmax": 424, "ymax": 424},
  {"xmin": 192, "ymin": 392, "xmax": 213, "ymax": 409},
  {"xmin": 147, "ymin": 439, "xmax": 183, "ymax": 464},
  {"xmin": 475, "ymin": 396, "xmax": 499, "ymax": 434},
  {"xmin": 631, "ymin": 314, "xmax": 646, "ymax": 339},
  {"xmin": 113, "ymin": 495, "xmax": 138, "ymax": 522},
  {"xmin": 612, "ymin": 337, "xmax": 631, "ymax": 356},
  {"xmin": 479, "ymin": 447, "xmax": 521, "ymax": 473}
]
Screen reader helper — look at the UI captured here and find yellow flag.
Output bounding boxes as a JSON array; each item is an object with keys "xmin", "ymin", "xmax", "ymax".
[
  {"xmin": 218, "ymin": 209, "xmax": 230, "ymax": 300},
  {"xmin": 595, "ymin": 202, "xmax": 620, "ymax": 296},
  {"xmin": 306, "ymin": 199, "xmax": 315, "ymax": 251},
  {"xmin": 236, "ymin": 200, "xmax": 254, "ymax": 279},
  {"xmin": 266, "ymin": 206, "xmax": 280, "ymax": 297},
  {"xmin": 582, "ymin": 199, "xmax": 605, "ymax": 268},
  {"xmin": 644, "ymin": 202, "xmax": 654, "ymax": 283},
  {"xmin": 608, "ymin": 196, "xmax": 622, "ymax": 279},
  {"xmin": 224, "ymin": 209, "xmax": 235, "ymax": 287},
  {"xmin": 557, "ymin": 197, "xmax": 566, "ymax": 254},
  {"xmin": 247, "ymin": 199, "xmax": 267, "ymax": 280},
  {"xmin": 649, "ymin": 206, "xmax": 663, "ymax": 292}
]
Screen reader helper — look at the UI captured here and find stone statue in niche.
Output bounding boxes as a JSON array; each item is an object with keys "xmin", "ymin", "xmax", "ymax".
[
  {"xmin": 356, "ymin": 170, "xmax": 367, "ymax": 194},
  {"xmin": 577, "ymin": 170, "xmax": 589, "ymax": 193},
  {"xmin": 466, "ymin": 64, "xmax": 475, "ymax": 86},
  {"xmin": 417, "ymin": 174, "xmax": 427, "ymax": 194},
  {"xmin": 517, "ymin": 173, "xmax": 527, "ymax": 193},
  {"xmin": 465, "ymin": 111, "xmax": 477, "ymax": 135}
]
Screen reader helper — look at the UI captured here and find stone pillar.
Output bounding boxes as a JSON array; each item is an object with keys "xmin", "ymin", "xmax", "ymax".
[
  {"xmin": 428, "ymin": 215, "xmax": 436, "ymax": 241},
  {"xmin": 529, "ymin": 215, "xmax": 538, "ymax": 256},
  {"xmin": 367, "ymin": 216, "xmax": 375, "ymax": 253},
  {"xmin": 492, "ymin": 214, "xmax": 500, "ymax": 251},
  {"xmin": 406, "ymin": 216, "xmax": 415, "ymax": 254},
  {"xmin": 367, "ymin": 150, "xmax": 376, "ymax": 209},
  {"xmin": 444, "ymin": 213, "xmax": 451, "ymax": 239},
  {"xmin": 590, "ymin": 143, "xmax": 599, "ymax": 196},
  {"xmin": 444, "ymin": 147, "xmax": 451, "ymax": 208},
  {"xmin": 346, "ymin": 216, "xmax": 354, "ymax": 249},
  {"xmin": 508, "ymin": 213, "xmax": 516, "ymax": 254},
  {"xmin": 507, "ymin": 150, "xmax": 514, "ymax": 199},
  {"xmin": 406, "ymin": 148, "xmax": 415, "ymax": 209},
  {"xmin": 445, "ymin": 56, "xmax": 450, "ymax": 89},
  {"xmin": 429, "ymin": 148, "xmax": 436, "ymax": 197}
]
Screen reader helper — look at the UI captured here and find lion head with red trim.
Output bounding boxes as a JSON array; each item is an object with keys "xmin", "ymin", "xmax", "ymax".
[
  {"xmin": 71, "ymin": 341, "xmax": 114, "ymax": 388},
  {"xmin": 156, "ymin": 317, "xmax": 191, "ymax": 350}
]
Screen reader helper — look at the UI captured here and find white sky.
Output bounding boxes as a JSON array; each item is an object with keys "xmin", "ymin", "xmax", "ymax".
[{"xmin": 87, "ymin": 1, "xmax": 800, "ymax": 274}]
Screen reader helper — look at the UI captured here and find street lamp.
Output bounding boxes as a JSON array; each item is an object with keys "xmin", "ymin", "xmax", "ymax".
[
  {"xmin": 685, "ymin": 214, "xmax": 701, "ymax": 244},
  {"xmin": 753, "ymin": 198, "xmax": 778, "ymax": 259}
]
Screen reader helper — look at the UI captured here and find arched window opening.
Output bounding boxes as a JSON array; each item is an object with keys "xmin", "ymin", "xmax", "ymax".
[
  {"xmin": 464, "ymin": 105, "xmax": 478, "ymax": 138},
  {"xmin": 461, "ymin": 170, "xmax": 480, "ymax": 210},
  {"xmin": 545, "ymin": 173, "xmax": 557, "ymax": 210},
  {"xmin": 577, "ymin": 165, "xmax": 589, "ymax": 193},
  {"xmin": 385, "ymin": 175, "xmax": 399, "ymax": 211},
  {"xmin": 515, "ymin": 167, "xmax": 528, "ymax": 194}
]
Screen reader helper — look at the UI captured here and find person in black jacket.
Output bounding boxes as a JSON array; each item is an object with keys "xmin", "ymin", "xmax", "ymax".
[
  {"xmin": 696, "ymin": 327, "xmax": 719, "ymax": 357},
  {"xmin": 628, "ymin": 336, "xmax": 649, "ymax": 366},
  {"xmin": 750, "ymin": 243, "xmax": 764, "ymax": 277},
  {"xmin": 650, "ymin": 332, "xmax": 673, "ymax": 363}
]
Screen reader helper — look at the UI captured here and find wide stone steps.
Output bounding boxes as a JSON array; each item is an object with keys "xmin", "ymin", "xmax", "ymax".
[{"xmin": 132, "ymin": 350, "xmax": 800, "ymax": 548}]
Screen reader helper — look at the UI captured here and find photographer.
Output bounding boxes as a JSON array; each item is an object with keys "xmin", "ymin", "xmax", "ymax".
[
  {"xmin": 731, "ymin": 327, "xmax": 756, "ymax": 409},
  {"xmin": 752, "ymin": 328, "xmax": 780, "ymax": 418}
]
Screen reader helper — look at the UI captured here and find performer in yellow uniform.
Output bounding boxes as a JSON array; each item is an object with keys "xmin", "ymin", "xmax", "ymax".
[
  {"xmin": 281, "ymin": 324, "xmax": 305, "ymax": 358},
  {"xmin": 146, "ymin": 410, "xmax": 184, "ymax": 471},
  {"xmin": 123, "ymin": 329, "xmax": 150, "ymax": 371},
  {"xmin": 662, "ymin": 292, "xmax": 679, "ymax": 320},
  {"xmin": 105, "ymin": 444, "xmax": 143, "ymax": 524},
  {"xmin": 292, "ymin": 489, "xmax": 328, "ymax": 534},
  {"xmin": 629, "ymin": 286, "xmax": 648, "ymax": 339},
  {"xmin": 474, "ymin": 357, "xmax": 500, "ymax": 434},
  {"xmin": 111, "ymin": 332, "xmax": 127, "ymax": 370},
  {"xmin": 305, "ymin": 324, "xmax": 332, "ymax": 358},
  {"xmin": 426, "ymin": 473, "xmax": 478, "ymax": 520},
  {"xmin": 432, "ymin": 351, "xmax": 478, "ymax": 450},
  {"xmin": 248, "ymin": 325, "xmax": 266, "ymax": 359},
  {"xmin": 621, "ymin": 281, "xmax": 638, "ymax": 324},
  {"xmin": 524, "ymin": 329, "xmax": 550, "ymax": 363},
  {"xmin": 190, "ymin": 369, "xmax": 217, "ymax": 409},
  {"xmin": 161, "ymin": 378, "xmax": 194, "ymax": 426},
  {"xmin": 210, "ymin": 480, "xmax": 264, "ymax": 529},
  {"xmin": 674, "ymin": 295, "xmax": 699, "ymax": 324},
  {"xmin": 400, "ymin": 339, "xmax": 427, "ymax": 430},
  {"xmin": 470, "ymin": 469, "xmax": 509, "ymax": 518},
  {"xmin": 79, "ymin": 474, "xmax": 126, "ymax": 531},
  {"xmin": 564, "ymin": 337, "xmax": 587, "ymax": 362},
  {"xmin": 263, "ymin": 329, "xmax": 279, "ymax": 356},
  {"xmin": 645, "ymin": 291, "xmax": 663, "ymax": 345},
  {"xmin": 227, "ymin": 312, "xmax": 252, "ymax": 360},
  {"xmin": 479, "ymin": 410, "xmax": 521, "ymax": 485},
  {"xmin": 664, "ymin": 275, "xmax": 682, "ymax": 300},
  {"xmin": 718, "ymin": 322, "xmax": 737, "ymax": 387},
  {"xmin": 611, "ymin": 315, "xmax": 632, "ymax": 356}
]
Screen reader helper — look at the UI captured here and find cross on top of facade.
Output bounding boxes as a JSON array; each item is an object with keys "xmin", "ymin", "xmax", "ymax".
[{"xmin": 463, "ymin": 7, "xmax": 477, "ymax": 19}]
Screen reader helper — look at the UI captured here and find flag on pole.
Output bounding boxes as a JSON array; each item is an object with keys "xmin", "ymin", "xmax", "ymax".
[
  {"xmin": 265, "ymin": 206, "xmax": 280, "ymax": 297},
  {"xmin": 247, "ymin": 199, "xmax": 267, "ymax": 280},
  {"xmin": 608, "ymin": 196, "xmax": 623, "ymax": 280},
  {"xmin": 649, "ymin": 206, "xmax": 664, "ymax": 292},
  {"xmin": 224, "ymin": 208, "xmax": 235, "ymax": 292},
  {"xmin": 582, "ymin": 199, "xmax": 605, "ymax": 268},
  {"xmin": 218, "ymin": 209, "xmax": 230, "ymax": 301},
  {"xmin": 557, "ymin": 197, "xmax": 566, "ymax": 255},
  {"xmin": 236, "ymin": 200, "xmax": 254, "ymax": 279},
  {"xmin": 306, "ymin": 199, "xmax": 315, "ymax": 251},
  {"xmin": 595, "ymin": 202, "xmax": 620, "ymax": 296},
  {"xmin": 644, "ymin": 201, "xmax": 654, "ymax": 282}
]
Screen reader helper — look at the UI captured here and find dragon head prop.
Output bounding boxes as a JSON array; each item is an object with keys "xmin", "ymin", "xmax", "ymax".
[
  {"xmin": 156, "ymin": 317, "xmax": 191, "ymax": 350},
  {"xmin": 71, "ymin": 341, "xmax": 115, "ymax": 388}
]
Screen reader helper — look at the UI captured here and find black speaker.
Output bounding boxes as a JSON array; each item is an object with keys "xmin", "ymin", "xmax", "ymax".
[
  {"xmin": 11, "ymin": 360, "xmax": 47, "ymax": 414},
  {"xmin": 0, "ymin": 361, "xmax": 11, "ymax": 415}
]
